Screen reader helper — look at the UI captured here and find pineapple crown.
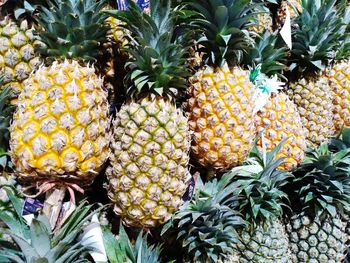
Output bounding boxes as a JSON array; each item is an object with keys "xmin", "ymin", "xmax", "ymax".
[
  {"xmin": 289, "ymin": 0, "xmax": 345, "ymax": 76},
  {"xmin": 161, "ymin": 174, "xmax": 245, "ymax": 262},
  {"xmin": 0, "ymin": 195, "xmax": 102, "ymax": 263},
  {"xmin": 244, "ymin": 30, "xmax": 288, "ymax": 77},
  {"xmin": 0, "ymin": 0, "xmax": 46, "ymax": 22},
  {"xmin": 35, "ymin": 0, "xmax": 109, "ymax": 61},
  {"xmin": 288, "ymin": 140, "xmax": 350, "ymax": 221},
  {"xmin": 227, "ymin": 138, "xmax": 292, "ymax": 227},
  {"xmin": 335, "ymin": 4, "xmax": 350, "ymax": 60},
  {"xmin": 103, "ymin": 223, "xmax": 162, "ymax": 263},
  {"xmin": 107, "ymin": 0, "xmax": 189, "ymax": 100},
  {"xmin": 184, "ymin": 0, "xmax": 257, "ymax": 67}
]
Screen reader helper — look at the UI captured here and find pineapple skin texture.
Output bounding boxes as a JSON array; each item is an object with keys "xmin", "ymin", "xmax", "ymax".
[
  {"xmin": 0, "ymin": 19, "xmax": 41, "ymax": 97},
  {"xmin": 287, "ymin": 215, "xmax": 349, "ymax": 263},
  {"xmin": 327, "ymin": 60, "xmax": 350, "ymax": 133},
  {"xmin": 255, "ymin": 93, "xmax": 306, "ymax": 171},
  {"xmin": 236, "ymin": 220, "xmax": 292, "ymax": 263},
  {"xmin": 10, "ymin": 60, "xmax": 110, "ymax": 185},
  {"xmin": 275, "ymin": 0, "xmax": 302, "ymax": 28},
  {"xmin": 250, "ymin": 12, "xmax": 273, "ymax": 34},
  {"xmin": 107, "ymin": 97, "xmax": 191, "ymax": 228},
  {"xmin": 287, "ymin": 76, "xmax": 334, "ymax": 147},
  {"xmin": 186, "ymin": 64, "xmax": 255, "ymax": 171}
]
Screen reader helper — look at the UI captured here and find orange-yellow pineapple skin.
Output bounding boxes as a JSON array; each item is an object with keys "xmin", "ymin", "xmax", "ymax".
[
  {"xmin": 327, "ymin": 60, "xmax": 350, "ymax": 132},
  {"xmin": 255, "ymin": 93, "xmax": 306, "ymax": 171},
  {"xmin": 186, "ymin": 63, "xmax": 255, "ymax": 171},
  {"xmin": 10, "ymin": 61, "xmax": 110, "ymax": 185}
]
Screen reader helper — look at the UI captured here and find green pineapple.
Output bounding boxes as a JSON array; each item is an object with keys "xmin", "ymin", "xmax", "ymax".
[
  {"xmin": 105, "ymin": 0, "xmax": 191, "ymax": 228},
  {"xmin": 227, "ymin": 139, "xmax": 292, "ymax": 262},
  {"xmin": 161, "ymin": 174, "xmax": 245, "ymax": 262},
  {"xmin": 286, "ymin": 136, "xmax": 350, "ymax": 262}
]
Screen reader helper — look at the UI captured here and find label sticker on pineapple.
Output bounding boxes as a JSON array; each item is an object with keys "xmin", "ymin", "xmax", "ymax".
[
  {"xmin": 280, "ymin": 8, "xmax": 292, "ymax": 50},
  {"xmin": 181, "ymin": 172, "xmax": 200, "ymax": 210},
  {"xmin": 22, "ymin": 198, "xmax": 43, "ymax": 225},
  {"xmin": 117, "ymin": 0, "xmax": 150, "ymax": 12}
]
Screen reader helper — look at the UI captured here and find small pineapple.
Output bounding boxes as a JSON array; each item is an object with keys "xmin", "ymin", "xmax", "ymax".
[
  {"xmin": 185, "ymin": 0, "xmax": 257, "ymax": 172},
  {"xmin": 286, "ymin": 0, "xmax": 344, "ymax": 146},
  {"xmin": 249, "ymin": 1, "xmax": 274, "ymax": 34},
  {"xmin": 9, "ymin": 0, "xmax": 110, "ymax": 186},
  {"xmin": 244, "ymin": 31, "xmax": 306, "ymax": 171},
  {"xmin": 161, "ymin": 174, "xmax": 245, "ymax": 262},
  {"xmin": 106, "ymin": 0, "xmax": 191, "ymax": 228},
  {"xmin": 228, "ymin": 140, "xmax": 293, "ymax": 262},
  {"xmin": 286, "ymin": 135, "xmax": 350, "ymax": 262}
]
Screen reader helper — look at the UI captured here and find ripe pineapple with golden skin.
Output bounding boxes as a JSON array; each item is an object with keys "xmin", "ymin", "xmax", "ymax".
[
  {"xmin": 326, "ymin": 8, "xmax": 350, "ymax": 133},
  {"xmin": 244, "ymin": 31, "xmax": 306, "ymax": 170},
  {"xmin": 185, "ymin": 0, "xmax": 257, "ymax": 172},
  {"xmin": 10, "ymin": 0, "xmax": 110, "ymax": 186},
  {"xmin": 256, "ymin": 93, "xmax": 306, "ymax": 170},
  {"xmin": 106, "ymin": 0, "xmax": 191, "ymax": 228},
  {"xmin": 287, "ymin": 0, "xmax": 343, "ymax": 146}
]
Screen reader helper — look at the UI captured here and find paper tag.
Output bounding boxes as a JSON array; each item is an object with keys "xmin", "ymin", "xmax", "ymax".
[
  {"xmin": 22, "ymin": 198, "xmax": 43, "ymax": 225},
  {"xmin": 280, "ymin": 8, "xmax": 292, "ymax": 50},
  {"xmin": 80, "ymin": 214, "xmax": 107, "ymax": 262}
]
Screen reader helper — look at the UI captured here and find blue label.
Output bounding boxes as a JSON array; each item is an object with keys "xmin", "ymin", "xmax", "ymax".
[
  {"xmin": 117, "ymin": 0, "xmax": 150, "ymax": 11},
  {"xmin": 23, "ymin": 198, "xmax": 43, "ymax": 216}
]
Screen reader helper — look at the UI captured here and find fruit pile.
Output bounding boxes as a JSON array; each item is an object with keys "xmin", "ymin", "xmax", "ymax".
[{"xmin": 1, "ymin": 0, "xmax": 350, "ymax": 262}]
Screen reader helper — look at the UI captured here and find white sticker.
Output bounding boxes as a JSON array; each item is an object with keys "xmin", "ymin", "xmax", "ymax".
[{"xmin": 280, "ymin": 8, "xmax": 292, "ymax": 50}]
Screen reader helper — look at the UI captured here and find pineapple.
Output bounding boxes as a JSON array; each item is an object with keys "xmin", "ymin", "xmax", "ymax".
[
  {"xmin": 275, "ymin": 0, "xmax": 302, "ymax": 28},
  {"xmin": 105, "ymin": 0, "xmax": 191, "ymax": 228},
  {"xmin": 161, "ymin": 174, "xmax": 245, "ymax": 262},
  {"xmin": 326, "ymin": 6, "xmax": 350, "ymax": 133},
  {"xmin": 244, "ymin": 31, "xmax": 307, "ymax": 171},
  {"xmin": 249, "ymin": 1, "xmax": 274, "ymax": 34},
  {"xmin": 286, "ymin": 0, "xmax": 344, "ymax": 147},
  {"xmin": 0, "ymin": 199, "xmax": 102, "ymax": 262},
  {"xmin": 286, "ymin": 134, "xmax": 350, "ymax": 263},
  {"xmin": 9, "ymin": 0, "xmax": 110, "ymax": 186},
  {"xmin": 185, "ymin": 0, "xmax": 257, "ymax": 172},
  {"xmin": 0, "ymin": 1, "xmax": 42, "ymax": 100},
  {"xmin": 228, "ymin": 140, "xmax": 293, "ymax": 262}
]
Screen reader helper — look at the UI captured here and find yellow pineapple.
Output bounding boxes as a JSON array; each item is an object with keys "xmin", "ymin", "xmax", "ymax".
[
  {"xmin": 0, "ymin": 2, "xmax": 42, "ymax": 100},
  {"xmin": 106, "ymin": 0, "xmax": 191, "ymax": 228},
  {"xmin": 286, "ymin": 0, "xmax": 342, "ymax": 146},
  {"xmin": 185, "ymin": 0, "xmax": 257, "ymax": 172},
  {"xmin": 255, "ymin": 92, "xmax": 306, "ymax": 170},
  {"xmin": 326, "ymin": 6, "xmax": 350, "ymax": 133},
  {"xmin": 10, "ymin": 0, "xmax": 110, "ymax": 186}
]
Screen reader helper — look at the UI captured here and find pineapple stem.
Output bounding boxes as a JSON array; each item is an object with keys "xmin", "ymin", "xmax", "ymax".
[{"xmin": 43, "ymin": 187, "xmax": 66, "ymax": 230}]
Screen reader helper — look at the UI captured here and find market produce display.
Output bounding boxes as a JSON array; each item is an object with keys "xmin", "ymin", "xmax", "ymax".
[{"xmin": 1, "ymin": 0, "xmax": 350, "ymax": 262}]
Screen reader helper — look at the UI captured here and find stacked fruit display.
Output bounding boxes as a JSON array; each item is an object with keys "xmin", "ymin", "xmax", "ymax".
[{"xmin": 1, "ymin": 0, "xmax": 350, "ymax": 262}]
